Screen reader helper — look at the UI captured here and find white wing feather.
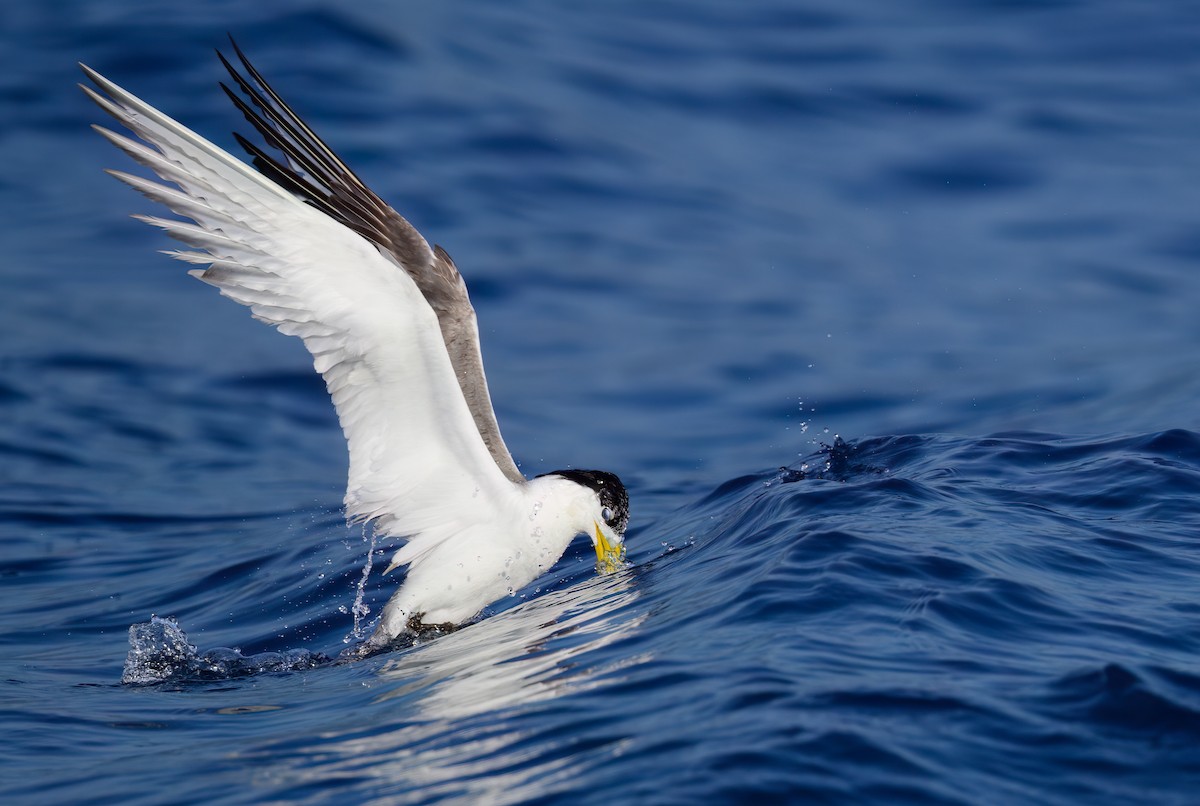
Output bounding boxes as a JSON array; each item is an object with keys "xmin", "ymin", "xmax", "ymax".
[{"xmin": 80, "ymin": 65, "xmax": 515, "ymax": 544}]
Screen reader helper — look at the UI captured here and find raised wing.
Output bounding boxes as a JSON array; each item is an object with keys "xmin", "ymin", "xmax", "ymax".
[
  {"xmin": 216, "ymin": 41, "xmax": 523, "ymax": 484},
  {"xmin": 80, "ymin": 64, "xmax": 517, "ymax": 540}
]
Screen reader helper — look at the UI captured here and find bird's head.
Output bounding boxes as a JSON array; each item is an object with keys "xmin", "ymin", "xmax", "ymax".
[{"xmin": 545, "ymin": 469, "xmax": 629, "ymax": 572}]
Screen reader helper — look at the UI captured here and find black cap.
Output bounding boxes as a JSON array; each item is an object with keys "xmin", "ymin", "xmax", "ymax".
[{"xmin": 545, "ymin": 469, "xmax": 629, "ymax": 536}]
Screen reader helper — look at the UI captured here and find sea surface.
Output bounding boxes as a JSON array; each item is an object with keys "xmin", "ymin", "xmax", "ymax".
[{"xmin": 3, "ymin": 1, "xmax": 1200, "ymax": 803}]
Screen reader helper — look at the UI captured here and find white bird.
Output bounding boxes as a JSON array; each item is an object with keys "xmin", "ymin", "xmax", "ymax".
[{"xmin": 80, "ymin": 43, "xmax": 629, "ymax": 652}]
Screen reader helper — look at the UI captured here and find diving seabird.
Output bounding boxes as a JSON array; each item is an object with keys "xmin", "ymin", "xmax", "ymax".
[{"xmin": 80, "ymin": 43, "xmax": 629, "ymax": 651}]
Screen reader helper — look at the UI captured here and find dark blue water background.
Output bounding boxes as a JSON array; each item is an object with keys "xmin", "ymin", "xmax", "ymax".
[{"xmin": 3, "ymin": 1, "xmax": 1200, "ymax": 802}]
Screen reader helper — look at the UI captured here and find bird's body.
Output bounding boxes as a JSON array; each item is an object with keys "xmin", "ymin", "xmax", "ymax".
[
  {"xmin": 375, "ymin": 473, "xmax": 615, "ymax": 638},
  {"xmin": 81, "ymin": 44, "xmax": 628, "ymax": 650}
]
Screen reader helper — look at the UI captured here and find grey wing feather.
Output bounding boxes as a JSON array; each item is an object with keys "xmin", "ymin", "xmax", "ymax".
[{"xmin": 219, "ymin": 40, "xmax": 523, "ymax": 483}]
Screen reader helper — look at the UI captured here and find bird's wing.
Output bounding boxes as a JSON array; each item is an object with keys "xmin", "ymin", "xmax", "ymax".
[
  {"xmin": 80, "ymin": 64, "xmax": 516, "ymax": 540},
  {"xmin": 216, "ymin": 41, "xmax": 523, "ymax": 484}
]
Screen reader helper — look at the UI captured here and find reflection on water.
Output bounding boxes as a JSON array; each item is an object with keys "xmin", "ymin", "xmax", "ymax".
[{"xmin": 256, "ymin": 571, "xmax": 646, "ymax": 802}]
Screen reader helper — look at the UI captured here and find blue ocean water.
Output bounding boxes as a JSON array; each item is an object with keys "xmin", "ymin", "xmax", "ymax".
[{"xmin": 3, "ymin": 0, "xmax": 1200, "ymax": 802}]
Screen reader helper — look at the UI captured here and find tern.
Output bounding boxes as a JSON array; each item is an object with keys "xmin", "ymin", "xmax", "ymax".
[{"xmin": 80, "ymin": 44, "xmax": 629, "ymax": 651}]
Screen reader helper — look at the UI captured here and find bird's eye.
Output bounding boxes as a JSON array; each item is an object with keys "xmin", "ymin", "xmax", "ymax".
[{"xmin": 601, "ymin": 506, "xmax": 614, "ymax": 523}]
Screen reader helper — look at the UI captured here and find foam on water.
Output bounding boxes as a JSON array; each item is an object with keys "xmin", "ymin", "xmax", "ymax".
[{"xmin": 122, "ymin": 616, "xmax": 326, "ymax": 684}]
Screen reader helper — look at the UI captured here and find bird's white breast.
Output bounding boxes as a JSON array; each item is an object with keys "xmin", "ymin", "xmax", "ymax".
[{"xmin": 371, "ymin": 475, "xmax": 601, "ymax": 639}]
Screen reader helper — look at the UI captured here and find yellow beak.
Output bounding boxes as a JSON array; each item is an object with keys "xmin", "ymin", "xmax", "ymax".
[{"xmin": 594, "ymin": 521, "xmax": 626, "ymax": 574}]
